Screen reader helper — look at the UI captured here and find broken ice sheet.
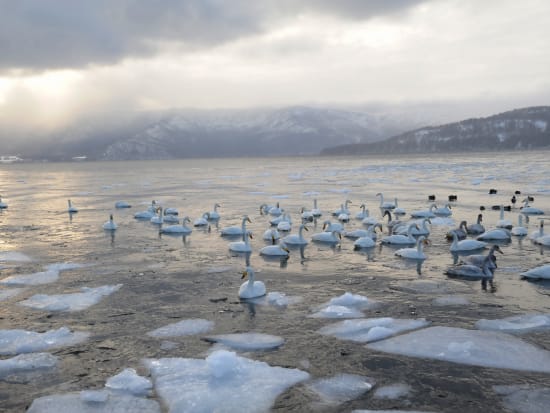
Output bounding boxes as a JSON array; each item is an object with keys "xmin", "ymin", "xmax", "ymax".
[
  {"xmin": 493, "ymin": 384, "xmax": 550, "ymax": 413},
  {"xmin": 201, "ymin": 332, "xmax": 284, "ymax": 351},
  {"xmin": 475, "ymin": 313, "xmax": 550, "ymax": 334},
  {"xmin": 307, "ymin": 373, "xmax": 375, "ymax": 404},
  {"xmin": 0, "ymin": 327, "xmax": 90, "ymax": 356},
  {"xmin": 146, "ymin": 319, "xmax": 214, "ymax": 338}
]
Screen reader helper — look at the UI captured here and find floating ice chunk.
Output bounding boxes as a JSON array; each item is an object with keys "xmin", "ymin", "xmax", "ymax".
[
  {"xmin": 19, "ymin": 284, "xmax": 123, "ymax": 312},
  {"xmin": 80, "ymin": 390, "xmax": 110, "ymax": 403},
  {"xmin": 493, "ymin": 384, "xmax": 550, "ymax": 413},
  {"xmin": 202, "ymin": 333, "xmax": 285, "ymax": 351},
  {"xmin": 373, "ymin": 383, "xmax": 412, "ymax": 399},
  {"xmin": 105, "ymin": 368, "xmax": 152, "ymax": 396},
  {"xmin": 310, "ymin": 305, "xmax": 364, "ymax": 319},
  {"xmin": 367, "ymin": 326, "xmax": 550, "ymax": 373},
  {"xmin": 267, "ymin": 292, "xmax": 289, "ymax": 307},
  {"xmin": 307, "ymin": 373, "xmax": 374, "ymax": 404},
  {"xmin": 0, "ymin": 251, "xmax": 32, "ymax": 262},
  {"xmin": 0, "ymin": 288, "xmax": 24, "ymax": 301},
  {"xmin": 329, "ymin": 292, "xmax": 373, "ymax": 308},
  {"xmin": 1, "ymin": 262, "xmax": 87, "ymax": 286},
  {"xmin": 27, "ymin": 393, "xmax": 160, "ymax": 412},
  {"xmin": 318, "ymin": 318, "xmax": 430, "ymax": 343},
  {"xmin": 0, "ymin": 353, "xmax": 58, "ymax": 378},
  {"xmin": 432, "ymin": 295, "xmax": 470, "ymax": 306},
  {"xmin": 147, "ymin": 319, "xmax": 214, "ymax": 338},
  {"xmin": 475, "ymin": 314, "xmax": 550, "ymax": 334},
  {"xmin": 0, "ymin": 327, "xmax": 90, "ymax": 356},
  {"xmin": 143, "ymin": 349, "xmax": 309, "ymax": 413}
]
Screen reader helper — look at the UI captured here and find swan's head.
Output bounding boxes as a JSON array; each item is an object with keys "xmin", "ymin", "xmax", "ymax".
[
  {"xmin": 242, "ymin": 215, "xmax": 251, "ymax": 224},
  {"xmin": 376, "ymin": 193, "xmax": 382, "ymax": 197},
  {"xmin": 302, "ymin": 225, "xmax": 309, "ymax": 231},
  {"xmin": 109, "ymin": 214, "xmax": 114, "ymax": 221},
  {"xmin": 492, "ymin": 245, "xmax": 504, "ymax": 255},
  {"xmin": 182, "ymin": 216, "xmax": 191, "ymax": 224},
  {"xmin": 418, "ymin": 236, "xmax": 430, "ymax": 246},
  {"xmin": 241, "ymin": 267, "xmax": 254, "ymax": 280}
]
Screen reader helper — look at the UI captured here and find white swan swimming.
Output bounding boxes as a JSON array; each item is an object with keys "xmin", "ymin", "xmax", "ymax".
[
  {"xmin": 466, "ymin": 214, "xmax": 485, "ymax": 235},
  {"xmin": 194, "ymin": 212, "xmax": 210, "ymax": 227},
  {"xmin": 355, "ymin": 204, "xmax": 369, "ymax": 220},
  {"xmin": 150, "ymin": 207, "xmax": 164, "ymax": 225},
  {"xmin": 361, "ymin": 209, "xmax": 379, "ymax": 226},
  {"xmin": 162, "ymin": 209, "xmax": 179, "ymax": 223},
  {"xmin": 229, "ymin": 231, "xmax": 253, "ymax": 253},
  {"xmin": 382, "ymin": 210, "xmax": 403, "ymax": 234},
  {"xmin": 260, "ymin": 239, "xmax": 290, "ymax": 257},
  {"xmin": 353, "ymin": 223, "xmax": 383, "ymax": 249},
  {"xmin": 337, "ymin": 210, "xmax": 350, "ymax": 223},
  {"xmin": 238, "ymin": 266, "xmax": 266, "ymax": 299},
  {"xmin": 376, "ymin": 193, "xmax": 395, "ymax": 210},
  {"xmin": 521, "ymin": 264, "xmax": 550, "ymax": 280},
  {"xmin": 311, "ymin": 198, "xmax": 323, "ymax": 217},
  {"xmin": 333, "ymin": 200, "xmax": 352, "ymax": 216},
  {"xmin": 134, "ymin": 201, "xmax": 157, "ymax": 220},
  {"xmin": 277, "ymin": 214, "xmax": 292, "ymax": 231},
  {"xmin": 67, "ymin": 199, "xmax": 78, "ymax": 213},
  {"xmin": 208, "ymin": 203, "xmax": 221, "ymax": 220},
  {"xmin": 529, "ymin": 220, "xmax": 544, "ymax": 240},
  {"xmin": 312, "ymin": 230, "xmax": 341, "ymax": 244},
  {"xmin": 434, "ymin": 203, "xmax": 452, "ymax": 217},
  {"xmin": 395, "ymin": 236, "xmax": 429, "ymax": 260},
  {"xmin": 268, "ymin": 202, "xmax": 283, "ymax": 216},
  {"xmin": 322, "ymin": 220, "xmax": 344, "ymax": 233},
  {"xmin": 496, "ymin": 205, "xmax": 513, "ymax": 229},
  {"xmin": 394, "ymin": 218, "xmax": 431, "ymax": 236},
  {"xmin": 164, "ymin": 207, "xmax": 179, "ymax": 216},
  {"xmin": 259, "ymin": 203, "xmax": 275, "ymax": 215},
  {"xmin": 381, "ymin": 223, "xmax": 419, "ymax": 245},
  {"xmin": 446, "ymin": 220, "xmax": 468, "ymax": 240},
  {"xmin": 160, "ymin": 216, "xmax": 192, "ymax": 234},
  {"xmin": 393, "ymin": 198, "xmax": 406, "ymax": 216},
  {"xmin": 0, "ymin": 195, "xmax": 8, "ymax": 209},
  {"xmin": 450, "ymin": 231, "xmax": 487, "ymax": 252},
  {"xmin": 301, "ymin": 207, "xmax": 314, "ymax": 222},
  {"xmin": 511, "ymin": 215, "xmax": 528, "ymax": 236},
  {"xmin": 270, "ymin": 212, "xmax": 291, "ymax": 227},
  {"xmin": 282, "ymin": 224, "xmax": 309, "ymax": 245},
  {"xmin": 410, "ymin": 203, "xmax": 437, "ymax": 219},
  {"xmin": 520, "ymin": 198, "xmax": 544, "ymax": 215},
  {"xmin": 221, "ymin": 215, "xmax": 251, "ymax": 236},
  {"xmin": 477, "ymin": 228, "xmax": 511, "ymax": 241},
  {"xmin": 263, "ymin": 228, "xmax": 281, "ymax": 241},
  {"xmin": 103, "ymin": 214, "xmax": 117, "ymax": 231},
  {"xmin": 115, "ymin": 200, "xmax": 131, "ymax": 209},
  {"xmin": 534, "ymin": 231, "xmax": 550, "ymax": 246}
]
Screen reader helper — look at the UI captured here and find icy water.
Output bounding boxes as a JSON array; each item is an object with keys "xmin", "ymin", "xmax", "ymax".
[{"xmin": 1, "ymin": 152, "xmax": 550, "ymax": 412}]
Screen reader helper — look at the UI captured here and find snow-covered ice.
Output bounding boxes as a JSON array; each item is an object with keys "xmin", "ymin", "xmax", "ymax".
[
  {"xmin": 367, "ymin": 326, "xmax": 550, "ymax": 373},
  {"xmin": 105, "ymin": 368, "xmax": 153, "ymax": 396},
  {"xmin": 19, "ymin": 284, "xmax": 122, "ymax": 312},
  {"xmin": 373, "ymin": 383, "xmax": 412, "ymax": 399},
  {"xmin": 143, "ymin": 349, "xmax": 309, "ymax": 413},
  {"xmin": 318, "ymin": 318, "xmax": 430, "ymax": 343},
  {"xmin": 0, "ymin": 327, "xmax": 90, "ymax": 356},
  {"xmin": 147, "ymin": 319, "xmax": 214, "ymax": 338},
  {"xmin": 1, "ymin": 263, "xmax": 87, "ymax": 286},
  {"xmin": 475, "ymin": 313, "xmax": 550, "ymax": 334},
  {"xmin": 493, "ymin": 384, "xmax": 550, "ymax": 413},
  {"xmin": 0, "ymin": 353, "xmax": 58, "ymax": 379},
  {"xmin": 202, "ymin": 332, "xmax": 285, "ymax": 351},
  {"xmin": 307, "ymin": 373, "xmax": 375, "ymax": 404}
]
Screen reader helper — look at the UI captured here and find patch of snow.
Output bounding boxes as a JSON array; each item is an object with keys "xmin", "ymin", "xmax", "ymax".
[
  {"xmin": 1, "ymin": 262, "xmax": 87, "ymax": 286},
  {"xmin": 105, "ymin": 368, "xmax": 153, "ymax": 396},
  {"xmin": 493, "ymin": 384, "xmax": 550, "ymax": 413},
  {"xmin": 0, "ymin": 288, "xmax": 24, "ymax": 301},
  {"xmin": 433, "ymin": 295, "xmax": 470, "ymax": 306},
  {"xmin": 0, "ymin": 251, "xmax": 33, "ymax": 262}
]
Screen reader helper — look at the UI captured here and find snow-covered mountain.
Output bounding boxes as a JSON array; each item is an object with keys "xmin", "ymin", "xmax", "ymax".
[{"xmin": 320, "ymin": 106, "xmax": 550, "ymax": 155}]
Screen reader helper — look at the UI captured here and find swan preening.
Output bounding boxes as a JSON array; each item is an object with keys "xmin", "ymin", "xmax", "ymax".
[{"xmin": 238, "ymin": 266, "xmax": 266, "ymax": 299}]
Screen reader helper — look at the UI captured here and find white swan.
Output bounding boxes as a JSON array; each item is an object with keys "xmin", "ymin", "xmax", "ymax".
[
  {"xmin": 115, "ymin": 200, "xmax": 131, "ymax": 209},
  {"xmin": 268, "ymin": 202, "xmax": 283, "ymax": 216},
  {"xmin": 361, "ymin": 209, "xmax": 379, "ymax": 226},
  {"xmin": 393, "ymin": 198, "xmax": 406, "ymax": 215},
  {"xmin": 0, "ymin": 195, "xmax": 8, "ymax": 209},
  {"xmin": 394, "ymin": 218, "xmax": 431, "ymax": 236},
  {"xmin": 466, "ymin": 214, "xmax": 485, "ymax": 235},
  {"xmin": 263, "ymin": 228, "xmax": 281, "ymax": 241},
  {"xmin": 164, "ymin": 207, "xmax": 179, "ymax": 216},
  {"xmin": 381, "ymin": 223, "xmax": 419, "ymax": 245},
  {"xmin": 355, "ymin": 204, "xmax": 368, "ymax": 220},
  {"xmin": 301, "ymin": 207, "xmax": 314, "ymax": 222},
  {"xmin": 67, "ymin": 199, "xmax": 78, "ymax": 213},
  {"xmin": 353, "ymin": 224, "xmax": 383, "ymax": 249},
  {"xmin": 477, "ymin": 228, "xmax": 511, "ymax": 241},
  {"xmin": 511, "ymin": 215, "xmax": 528, "ymax": 236},
  {"xmin": 103, "ymin": 214, "xmax": 117, "ymax": 230},
  {"xmin": 134, "ymin": 201, "xmax": 157, "ymax": 220},
  {"xmin": 150, "ymin": 207, "xmax": 164, "ymax": 225},
  {"xmin": 521, "ymin": 264, "xmax": 550, "ymax": 280},
  {"xmin": 337, "ymin": 210, "xmax": 350, "ymax": 223},
  {"xmin": 194, "ymin": 212, "xmax": 210, "ymax": 227},
  {"xmin": 446, "ymin": 220, "xmax": 468, "ymax": 240},
  {"xmin": 312, "ymin": 230, "xmax": 341, "ymax": 244},
  {"xmin": 450, "ymin": 231, "xmax": 487, "ymax": 252},
  {"xmin": 434, "ymin": 203, "xmax": 452, "ymax": 217},
  {"xmin": 520, "ymin": 198, "xmax": 544, "ymax": 215},
  {"xmin": 277, "ymin": 214, "xmax": 292, "ymax": 231},
  {"xmin": 395, "ymin": 236, "xmax": 429, "ymax": 260},
  {"xmin": 445, "ymin": 256, "xmax": 494, "ymax": 279},
  {"xmin": 496, "ymin": 205, "xmax": 513, "ymax": 229},
  {"xmin": 410, "ymin": 203, "xmax": 437, "ymax": 219},
  {"xmin": 333, "ymin": 200, "xmax": 352, "ymax": 216},
  {"xmin": 209, "ymin": 203, "xmax": 221, "ymax": 220},
  {"xmin": 529, "ymin": 220, "xmax": 544, "ymax": 240},
  {"xmin": 283, "ymin": 224, "xmax": 309, "ymax": 245},
  {"xmin": 311, "ymin": 198, "xmax": 323, "ymax": 217},
  {"xmin": 535, "ymin": 232, "xmax": 550, "ymax": 246},
  {"xmin": 163, "ymin": 210, "xmax": 179, "ymax": 223},
  {"xmin": 221, "ymin": 215, "xmax": 251, "ymax": 236},
  {"xmin": 322, "ymin": 220, "xmax": 344, "ymax": 233},
  {"xmin": 376, "ymin": 193, "xmax": 395, "ymax": 210},
  {"xmin": 459, "ymin": 245, "xmax": 502, "ymax": 272},
  {"xmin": 160, "ymin": 216, "xmax": 192, "ymax": 234},
  {"xmin": 229, "ymin": 232, "xmax": 253, "ymax": 253},
  {"xmin": 270, "ymin": 212, "xmax": 291, "ymax": 226},
  {"xmin": 259, "ymin": 239, "xmax": 290, "ymax": 257},
  {"xmin": 382, "ymin": 210, "xmax": 403, "ymax": 234},
  {"xmin": 238, "ymin": 266, "xmax": 266, "ymax": 299}
]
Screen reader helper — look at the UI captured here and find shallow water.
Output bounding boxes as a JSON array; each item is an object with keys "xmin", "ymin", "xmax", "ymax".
[{"xmin": 1, "ymin": 152, "xmax": 549, "ymax": 412}]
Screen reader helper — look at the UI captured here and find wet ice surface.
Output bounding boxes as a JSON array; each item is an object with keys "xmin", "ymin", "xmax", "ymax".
[
  {"xmin": 0, "ymin": 327, "xmax": 90, "ymax": 356},
  {"xmin": 475, "ymin": 313, "xmax": 550, "ymax": 334},
  {"xmin": 493, "ymin": 385, "xmax": 550, "ymax": 413},
  {"xmin": 0, "ymin": 353, "xmax": 58, "ymax": 379},
  {"xmin": 19, "ymin": 284, "xmax": 122, "ymax": 311},
  {"xmin": 146, "ymin": 319, "xmax": 215, "ymax": 338},
  {"xmin": 1, "ymin": 153, "xmax": 550, "ymax": 412},
  {"xmin": 201, "ymin": 332, "xmax": 285, "ymax": 351},
  {"xmin": 373, "ymin": 383, "xmax": 412, "ymax": 399},
  {"xmin": 307, "ymin": 373, "xmax": 375, "ymax": 404}
]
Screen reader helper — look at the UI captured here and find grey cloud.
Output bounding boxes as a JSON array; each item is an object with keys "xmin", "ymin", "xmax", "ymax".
[{"xmin": 0, "ymin": 0, "xmax": 428, "ymax": 72}]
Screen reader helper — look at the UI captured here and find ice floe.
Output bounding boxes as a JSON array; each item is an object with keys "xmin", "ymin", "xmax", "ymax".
[
  {"xmin": 367, "ymin": 326, "xmax": 550, "ymax": 373},
  {"xmin": 310, "ymin": 305, "xmax": 365, "ymax": 319},
  {"xmin": 201, "ymin": 332, "xmax": 285, "ymax": 351},
  {"xmin": 307, "ymin": 373, "xmax": 375, "ymax": 404},
  {"xmin": 0, "ymin": 287, "xmax": 24, "ymax": 301},
  {"xmin": 373, "ymin": 383, "xmax": 412, "ymax": 399},
  {"xmin": 143, "ymin": 349, "xmax": 309, "ymax": 412},
  {"xmin": 27, "ymin": 393, "xmax": 161, "ymax": 413},
  {"xmin": 146, "ymin": 319, "xmax": 214, "ymax": 338},
  {"xmin": 318, "ymin": 318, "xmax": 430, "ymax": 343},
  {"xmin": 0, "ymin": 327, "xmax": 90, "ymax": 356},
  {"xmin": 0, "ymin": 353, "xmax": 58, "ymax": 379},
  {"xmin": 19, "ymin": 284, "xmax": 122, "ymax": 312},
  {"xmin": 0, "ymin": 263, "xmax": 87, "ymax": 286},
  {"xmin": 475, "ymin": 313, "xmax": 550, "ymax": 334},
  {"xmin": 432, "ymin": 295, "xmax": 470, "ymax": 306},
  {"xmin": 493, "ymin": 384, "xmax": 550, "ymax": 413},
  {"xmin": 105, "ymin": 368, "xmax": 153, "ymax": 396},
  {"xmin": 311, "ymin": 292, "xmax": 379, "ymax": 318}
]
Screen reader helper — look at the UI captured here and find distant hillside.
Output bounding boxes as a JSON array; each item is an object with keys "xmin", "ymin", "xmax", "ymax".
[{"xmin": 320, "ymin": 106, "xmax": 550, "ymax": 155}]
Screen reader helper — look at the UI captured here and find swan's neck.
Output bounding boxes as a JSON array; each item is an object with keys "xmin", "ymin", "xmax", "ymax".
[
  {"xmin": 417, "ymin": 239, "xmax": 424, "ymax": 252},
  {"xmin": 500, "ymin": 207, "xmax": 504, "ymax": 220},
  {"xmin": 298, "ymin": 226, "xmax": 304, "ymax": 238},
  {"xmin": 378, "ymin": 194, "xmax": 384, "ymax": 206}
]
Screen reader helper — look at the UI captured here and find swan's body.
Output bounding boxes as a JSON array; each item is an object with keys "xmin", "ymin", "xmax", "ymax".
[
  {"xmin": 301, "ymin": 207, "xmax": 314, "ymax": 222},
  {"xmin": 361, "ymin": 209, "xmax": 379, "ymax": 226},
  {"xmin": 450, "ymin": 231, "xmax": 487, "ymax": 252},
  {"xmin": 383, "ymin": 210, "xmax": 403, "ymax": 235},
  {"xmin": 535, "ymin": 233, "xmax": 550, "ymax": 246},
  {"xmin": 355, "ymin": 204, "xmax": 369, "ymax": 220},
  {"xmin": 164, "ymin": 207, "xmax": 179, "ymax": 216},
  {"xmin": 410, "ymin": 203, "xmax": 437, "ymax": 219},
  {"xmin": 333, "ymin": 200, "xmax": 352, "ymax": 216},
  {"xmin": 511, "ymin": 215, "xmax": 528, "ymax": 236},
  {"xmin": 194, "ymin": 213, "xmax": 210, "ymax": 227},
  {"xmin": 312, "ymin": 230, "xmax": 341, "ymax": 244},
  {"xmin": 115, "ymin": 200, "xmax": 131, "ymax": 209},
  {"xmin": 259, "ymin": 240, "xmax": 290, "ymax": 257},
  {"xmin": 67, "ymin": 199, "xmax": 78, "ymax": 213},
  {"xmin": 229, "ymin": 232, "xmax": 253, "ymax": 253},
  {"xmin": 0, "ymin": 196, "xmax": 8, "ymax": 209},
  {"xmin": 381, "ymin": 223, "xmax": 418, "ymax": 245},
  {"xmin": 263, "ymin": 228, "xmax": 281, "ymax": 241},
  {"xmin": 134, "ymin": 202, "xmax": 157, "ymax": 220},
  {"xmin": 446, "ymin": 221, "xmax": 468, "ymax": 240},
  {"xmin": 529, "ymin": 220, "xmax": 544, "ymax": 240},
  {"xmin": 520, "ymin": 199, "xmax": 544, "ymax": 215},
  {"xmin": 268, "ymin": 202, "xmax": 283, "ymax": 216},
  {"xmin": 311, "ymin": 199, "xmax": 323, "ymax": 217},
  {"xmin": 353, "ymin": 235, "xmax": 376, "ymax": 249},
  {"xmin": 150, "ymin": 207, "xmax": 164, "ymax": 225},
  {"xmin": 376, "ymin": 193, "xmax": 395, "ymax": 210},
  {"xmin": 160, "ymin": 217, "xmax": 192, "ymax": 234},
  {"xmin": 103, "ymin": 214, "xmax": 117, "ymax": 231},
  {"xmin": 393, "ymin": 198, "xmax": 406, "ymax": 215},
  {"xmin": 394, "ymin": 218, "xmax": 431, "ymax": 236},
  {"xmin": 221, "ymin": 216, "xmax": 251, "ymax": 236},
  {"xmin": 163, "ymin": 211, "xmax": 179, "ymax": 223},
  {"xmin": 477, "ymin": 228, "xmax": 511, "ymax": 241},
  {"xmin": 496, "ymin": 205, "xmax": 513, "ymax": 230},
  {"xmin": 445, "ymin": 257, "xmax": 494, "ymax": 279},
  {"xmin": 208, "ymin": 203, "xmax": 221, "ymax": 220},
  {"xmin": 521, "ymin": 264, "xmax": 550, "ymax": 280},
  {"xmin": 277, "ymin": 214, "xmax": 292, "ymax": 231},
  {"xmin": 322, "ymin": 220, "xmax": 344, "ymax": 233},
  {"xmin": 270, "ymin": 213, "xmax": 291, "ymax": 227},
  {"xmin": 395, "ymin": 236, "xmax": 429, "ymax": 260},
  {"xmin": 259, "ymin": 203, "xmax": 275, "ymax": 215},
  {"xmin": 434, "ymin": 203, "xmax": 452, "ymax": 217},
  {"xmin": 238, "ymin": 266, "xmax": 266, "ymax": 299},
  {"xmin": 467, "ymin": 214, "xmax": 485, "ymax": 235},
  {"xmin": 283, "ymin": 224, "xmax": 309, "ymax": 245},
  {"xmin": 460, "ymin": 245, "xmax": 503, "ymax": 272}
]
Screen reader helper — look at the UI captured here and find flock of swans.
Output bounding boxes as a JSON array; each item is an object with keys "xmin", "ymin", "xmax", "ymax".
[{"xmin": 16, "ymin": 189, "xmax": 542, "ymax": 299}]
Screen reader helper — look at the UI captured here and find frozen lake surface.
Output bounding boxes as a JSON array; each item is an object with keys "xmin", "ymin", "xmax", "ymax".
[{"xmin": 1, "ymin": 152, "xmax": 550, "ymax": 412}]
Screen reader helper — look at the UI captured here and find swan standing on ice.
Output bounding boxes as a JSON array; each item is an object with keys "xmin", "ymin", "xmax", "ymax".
[
  {"xmin": 160, "ymin": 216, "xmax": 192, "ymax": 234},
  {"xmin": 450, "ymin": 231, "xmax": 487, "ymax": 252},
  {"xmin": 67, "ymin": 199, "xmax": 78, "ymax": 213},
  {"xmin": 283, "ymin": 224, "xmax": 309, "ymax": 245},
  {"xmin": 221, "ymin": 215, "xmax": 251, "ymax": 236},
  {"xmin": 238, "ymin": 266, "xmax": 266, "ymax": 299},
  {"xmin": 496, "ymin": 205, "xmax": 513, "ymax": 230},
  {"xmin": 511, "ymin": 215, "xmax": 528, "ymax": 236},
  {"xmin": 521, "ymin": 264, "xmax": 550, "ymax": 280},
  {"xmin": 103, "ymin": 214, "xmax": 117, "ymax": 230},
  {"xmin": 467, "ymin": 214, "xmax": 485, "ymax": 235},
  {"xmin": 229, "ymin": 231, "xmax": 253, "ymax": 253},
  {"xmin": 395, "ymin": 236, "xmax": 429, "ymax": 260},
  {"xmin": 381, "ymin": 223, "xmax": 419, "ymax": 245}
]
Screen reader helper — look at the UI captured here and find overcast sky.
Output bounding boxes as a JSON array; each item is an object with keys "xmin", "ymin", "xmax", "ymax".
[{"xmin": 1, "ymin": 0, "xmax": 549, "ymax": 133}]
